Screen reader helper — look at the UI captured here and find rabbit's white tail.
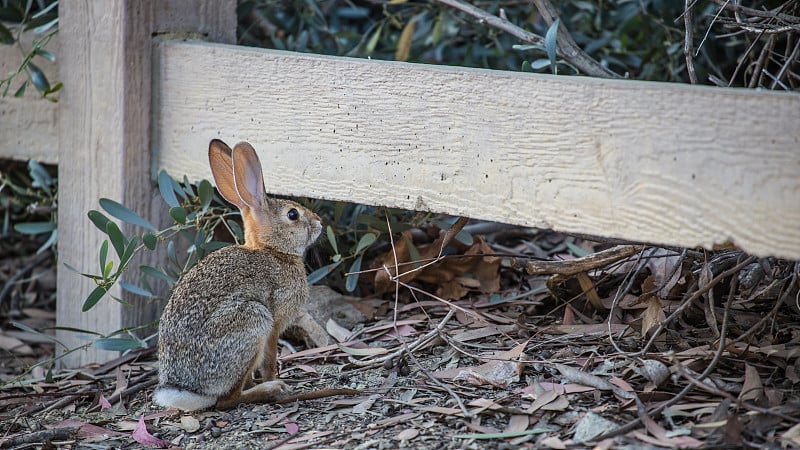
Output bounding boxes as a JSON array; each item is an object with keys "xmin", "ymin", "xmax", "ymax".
[{"xmin": 153, "ymin": 386, "xmax": 216, "ymax": 411}]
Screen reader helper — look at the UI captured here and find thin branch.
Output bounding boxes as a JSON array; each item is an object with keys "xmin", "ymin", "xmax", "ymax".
[
  {"xmin": 434, "ymin": 0, "xmax": 620, "ymax": 78},
  {"xmin": 684, "ymin": 0, "xmax": 699, "ymax": 83}
]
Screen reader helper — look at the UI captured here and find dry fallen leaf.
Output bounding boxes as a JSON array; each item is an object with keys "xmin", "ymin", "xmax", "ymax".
[
  {"xmin": 132, "ymin": 416, "xmax": 171, "ymax": 448},
  {"xmin": 740, "ymin": 364, "xmax": 764, "ymax": 402},
  {"xmin": 395, "ymin": 428, "xmax": 420, "ymax": 441}
]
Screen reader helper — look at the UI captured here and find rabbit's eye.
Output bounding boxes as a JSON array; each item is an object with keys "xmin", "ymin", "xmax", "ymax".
[{"xmin": 287, "ymin": 208, "xmax": 299, "ymax": 221}]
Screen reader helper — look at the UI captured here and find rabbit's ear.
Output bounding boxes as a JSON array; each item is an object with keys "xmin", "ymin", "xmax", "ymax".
[
  {"xmin": 208, "ymin": 140, "xmax": 245, "ymax": 209},
  {"xmin": 232, "ymin": 142, "xmax": 267, "ymax": 211}
]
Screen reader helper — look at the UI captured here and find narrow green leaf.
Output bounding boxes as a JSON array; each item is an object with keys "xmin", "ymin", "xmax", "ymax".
[
  {"xmin": 365, "ymin": 21, "xmax": 384, "ymax": 54},
  {"xmin": 169, "ymin": 206, "xmax": 187, "ymax": 224},
  {"xmin": 337, "ymin": 344, "xmax": 388, "ymax": 356},
  {"xmin": 28, "ymin": 62, "xmax": 50, "ymax": 93},
  {"xmin": 403, "ymin": 234, "xmax": 423, "ymax": 269},
  {"xmin": 87, "ymin": 210, "xmax": 111, "ymax": 234},
  {"xmin": 103, "ymin": 260, "xmax": 114, "ymax": 279},
  {"xmin": 355, "ymin": 233, "xmax": 377, "ymax": 254},
  {"xmin": 92, "ymin": 338, "xmax": 144, "ymax": 351},
  {"xmin": 545, "ymin": 19, "xmax": 560, "ymax": 75},
  {"xmin": 326, "ymin": 225, "xmax": 338, "ymax": 254},
  {"xmin": 99, "ymin": 240, "xmax": 108, "ymax": 275},
  {"xmin": 13, "ymin": 80, "xmax": 27, "ymax": 97},
  {"xmin": 36, "ymin": 230, "xmax": 56, "ymax": 254},
  {"xmin": 167, "ymin": 240, "xmax": 179, "ymax": 271},
  {"xmin": 142, "ymin": 232, "xmax": 157, "ymax": 250},
  {"xmin": 28, "ymin": 160, "xmax": 53, "ymax": 187},
  {"xmin": 455, "ymin": 230, "xmax": 473, "ymax": 246},
  {"xmin": 140, "ymin": 265, "xmax": 175, "ymax": 284},
  {"xmin": 566, "ymin": 239, "xmax": 590, "ymax": 257},
  {"xmin": 307, "ymin": 261, "xmax": 341, "ymax": 285},
  {"xmin": 34, "ymin": 48, "xmax": 56, "ymax": 62},
  {"xmin": 345, "ymin": 255, "xmax": 363, "ymax": 292},
  {"xmin": 105, "ymin": 221, "xmax": 126, "ymax": 259},
  {"xmin": 120, "ymin": 236, "xmax": 139, "ymax": 267},
  {"xmin": 82, "ymin": 285, "xmax": 109, "ymax": 312},
  {"xmin": 118, "ymin": 281, "xmax": 154, "ymax": 298},
  {"xmin": 14, "ymin": 221, "xmax": 55, "ymax": 234},
  {"xmin": 44, "ymin": 81, "xmax": 62, "ymax": 95},
  {"xmin": 31, "ymin": 1, "xmax": 59, "ymax": 19},
  {"xmin": 31, "ymin": 17, "xmax": 58, "ymax": 35},
  {"xmin": 158, "ymin": 171, "xmax": 180, "ymax": 208},
  {"xmin": 99, "ymin": 198, "xmax": 156, "ymax": 231},
  {"xmin": 198, "ymin": 179, "xmax": 213, "ymax": 212}
]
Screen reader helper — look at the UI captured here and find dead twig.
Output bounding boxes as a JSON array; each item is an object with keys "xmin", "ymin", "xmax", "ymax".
[
  {"xmin": 525, "ymin": 245, "xmax": 644, "ymax": 278},
  {"xmin": 684, "ymin": 0, "xmax": 699, "ymax": 83},
  {"xmin": 434, "ymin": 0, "xmax": 619, "ymax": 78},
  {"xmin": 0, "ymin": 426, "xmax": 79, "ymax": 448}
]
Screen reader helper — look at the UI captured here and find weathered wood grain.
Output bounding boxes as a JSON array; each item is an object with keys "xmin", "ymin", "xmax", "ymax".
[
  {"xmin": 154, "ymin": 41, "xmax": 800, "ymax": 259},
  {"xmin": 56, "ymin": 1, "xmax": 235, "ymax": 367},
  {"xmin": 0, "ymin": 34, "xmax": 59, "ymax": 162}
]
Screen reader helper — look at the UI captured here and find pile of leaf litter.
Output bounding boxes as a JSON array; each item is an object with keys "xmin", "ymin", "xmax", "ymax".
[{"xmin": 1, "ymin": 214, "xmax": 799, "ymax": 449}]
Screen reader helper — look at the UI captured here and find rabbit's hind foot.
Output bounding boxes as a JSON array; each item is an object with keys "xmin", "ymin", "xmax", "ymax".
[{"xmin": 216, "ymin": 380, "xmax": 289, "ymax": 409}]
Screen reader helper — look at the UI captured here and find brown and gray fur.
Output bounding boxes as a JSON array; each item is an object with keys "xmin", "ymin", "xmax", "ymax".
[{"xmin": 153, "ymin": 140, "xmax": 321, "ymax": 411}]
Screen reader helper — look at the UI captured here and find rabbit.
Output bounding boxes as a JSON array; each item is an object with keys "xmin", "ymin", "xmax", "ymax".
[{"xmin": 153, "ymin": 139, "xmax": 323, "ymax": 411}]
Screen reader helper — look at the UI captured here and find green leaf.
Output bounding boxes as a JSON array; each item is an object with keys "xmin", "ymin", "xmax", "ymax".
[
  {"xmin": 337, "ymin": 344, "xmax": 388, "ymax": 356},
  {"xmin": 103, "ymin": 260, "xmax": 114, "ymax": 279},
  {"xmin": 565, "ymin": 239, "xmax": 590, "ymax": 257},
  {"xmin": 345, "ymin": 255, "xmax": 363, "ymax": 292},
  {"xmin": 198, "ymin": 179, "xmax": 213, "ymax": 212},
  {"xmin": 545, "ymin": 19, "xmax": 560, "ymax": 75},
  {"xmin": 119, "ymin": 281, "xmax": 154, "ymax": 298},
  {"xmin": 355, "ymin": 233, "xmax": 377, "ymax": 254},
  {"xmin": 105, "ymin": 221, "xmax": 126, "ymax": 258},
  {"xmin": 169, "ymin": 206, "xmax": 187, "ymax": 224},
  {"xmin": 99, "ymin": 198, "xmax": 156, "ymax": 231},
  {"xmin": 158, "ymin": 171, "xmax": 180, "ymax": 208},
  {"xmin": 307, "ymin": 261, "xmax": 341, "ymax": 285},
  {"xmin": 44, "ymin": 81, "xmax": 62, "ymax": 95},
  {"xmin": 14, "ymin": 221, "xmax": 56, "ymax": 234},
  {"xmin": 32, "ymin": 17, "xmax": 58, "ymax": 35},
  {"xmin": 28, "ymin": 160, "xmax": 53, "ymax": 187},
  {"xmin": 142, "ymin": 232, "xmax": 157, "ymax": 250},
  {"xmin": 140, "ymin": 265, "xmax": 175, "ymax": 284},
  {"xmin": 82, "ymin": 285, "xmax": 109, "ymax": 312},
  {"xmin": 521, "ymin": 60, "xmax": 532, "ymax": 72},
  {"xmin": 92, "ymin": 338, "xmax": 144, "ymax": 351},
  {"xmin": 365, "ymin": 21, "xmax": 384, "ymax": 54},
  {"xmin": 403, "ymin": 234, "xmax": 423, "ymax": 269},
  {"xmin": 120, "ymin": 236, "xmax": 139, "ymax": 267},
  {"xmin": 34, "ymin": 48, "xmax": 56, "ymax": 62},
  {"xmin": 32, "ymin": 1, "xmax": 59, "ymax": 19},
  {"xmin": 99, "ymin": 240, "xmax": 109, "ymax": 275},
  {"xmin": 326, "ymin": 225, "xmax": 338, "ymax": 254},
  {"xmin": 28, "ymin": 62, "xmax": 50, "ymax": 94},
  {"xmin": 88, "ymin": 210, "xmax": 111, "ymax": 233},
  {"xmin": 13, "ymin": 81, "xmax": 27, "ymax": 97}
]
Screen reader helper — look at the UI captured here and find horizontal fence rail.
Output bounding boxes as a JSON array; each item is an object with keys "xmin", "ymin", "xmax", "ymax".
[{"xmin": 153, "ymin": 40, "xmax": 800, "ymax": 259}]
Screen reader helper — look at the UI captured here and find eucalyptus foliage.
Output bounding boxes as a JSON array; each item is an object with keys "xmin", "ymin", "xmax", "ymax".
[{"xmin": 0, "ymin": 0, "xmax": 60, "ymax": 100}]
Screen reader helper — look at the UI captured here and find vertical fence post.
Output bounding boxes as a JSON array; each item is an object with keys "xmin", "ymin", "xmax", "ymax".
[{"xmin": 56, "ymin": 0, "xmax": 235, "ymax": 367}]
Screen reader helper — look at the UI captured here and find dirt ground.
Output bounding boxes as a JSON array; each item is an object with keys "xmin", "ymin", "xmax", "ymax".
[{"xmin": 2, "ymin": 224, "xmax": 800, "ymax": 449}]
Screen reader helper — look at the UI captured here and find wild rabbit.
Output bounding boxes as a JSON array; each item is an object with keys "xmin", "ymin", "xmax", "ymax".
[{"xmin": 153, "ymin": 139, "xmax": 324, "ymax": 411}]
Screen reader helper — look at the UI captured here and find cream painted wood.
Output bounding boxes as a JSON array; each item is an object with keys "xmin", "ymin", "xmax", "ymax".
[
  {"xmin": 56, "ymin": 1, "xmax": 235, "ymax": 367},
  {"xmin": 154, "ymin": 41, "xmax": 800, "ymax": 259},
  {"xmin": 0, "ymin": 34, "xmax": 59, "ymax": 162}
]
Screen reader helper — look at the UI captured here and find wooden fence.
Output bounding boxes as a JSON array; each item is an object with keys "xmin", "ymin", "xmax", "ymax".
[{"xmin": 1, "ymin": 0, "xmax": 798, "ymax": 366}]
